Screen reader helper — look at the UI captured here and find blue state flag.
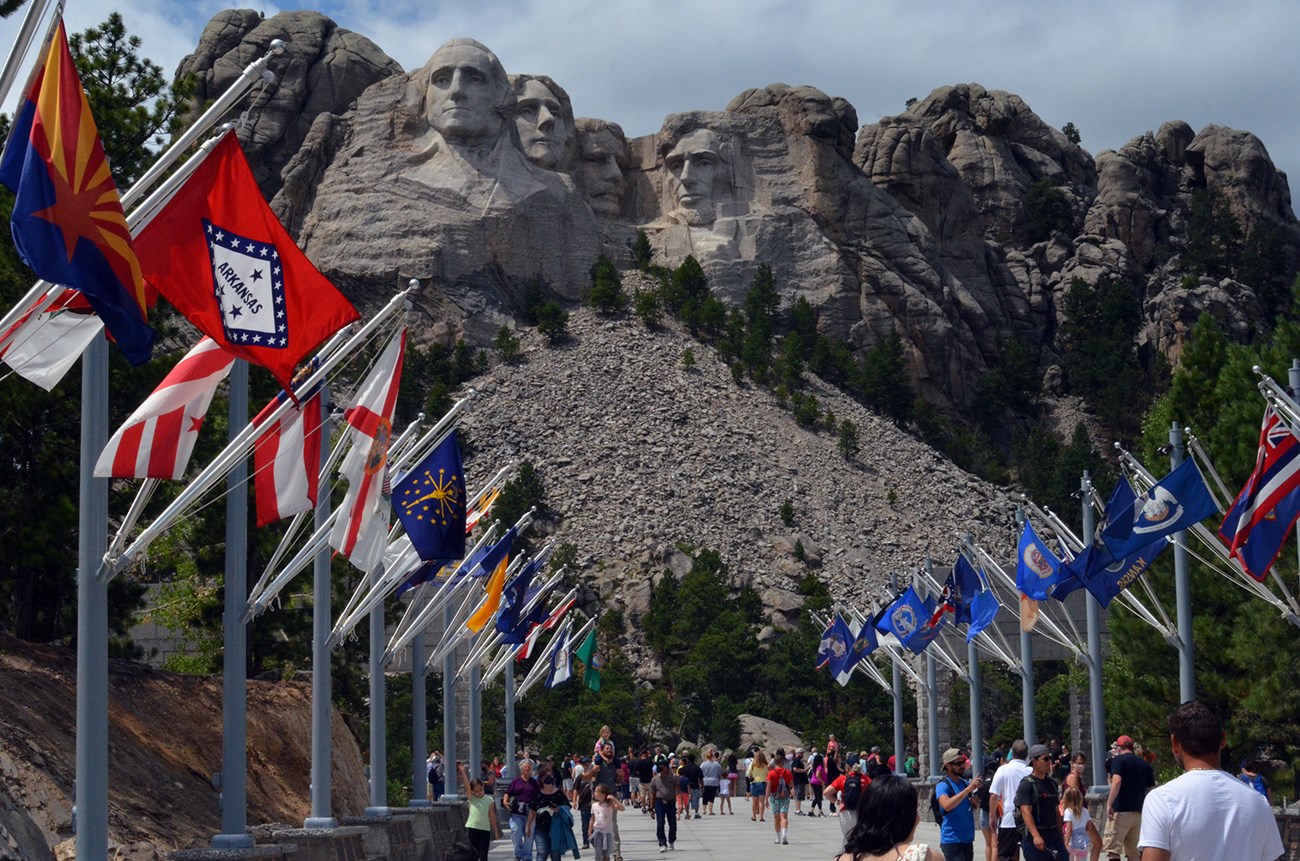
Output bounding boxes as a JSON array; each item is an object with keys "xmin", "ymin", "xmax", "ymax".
[
  {"xmin": 948, "ymin": 555, "xmax": 981, "ymax": 624},
  {"xmin": 545, "ymin": 623, "xmax": 573, "ymax": 689},
  {"xmin": 1016, "ymin": 521, "xmax": 1063, "ymax": 601},
  {"xmin": 965, "ymin": 588, "xmax": 1000, "ymax": 642},
  {"xmin": 822, "ymin": 615, "xmax": 854, "ymax": 674},
  {"xmin": 1068, "ymin": 538, "xmax": 1168, "ymax": 608},
  {"xmin": 876, "ymin": 586, "xmax": 939, "ymax": 654},
  {"xmin": 496, "ymin": 556, "xmax": 541, "ymax": 636},
  {"xmin": 1102, "ymin": 458, "xmax": 1217, "ymax": 558},
  {"xmin": 392, "ymin": 432, "xmax": 466, "ymax": 562}
]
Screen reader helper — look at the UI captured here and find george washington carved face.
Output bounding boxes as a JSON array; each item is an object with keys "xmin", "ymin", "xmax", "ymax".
[{"xmin": 422, "ymin": 39, "xmax": 512, "ymax": 145}]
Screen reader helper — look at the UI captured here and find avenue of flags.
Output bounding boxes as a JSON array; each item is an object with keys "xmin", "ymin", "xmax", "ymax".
[{"xmin": 817, "ymin": 399, "xmax": 1300, "ymax": 679}]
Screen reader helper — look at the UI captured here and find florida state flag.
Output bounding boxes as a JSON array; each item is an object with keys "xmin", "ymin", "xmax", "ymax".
[{"xmin": 133, "ymin": 132, "xmax": 358, "ymax": 390}]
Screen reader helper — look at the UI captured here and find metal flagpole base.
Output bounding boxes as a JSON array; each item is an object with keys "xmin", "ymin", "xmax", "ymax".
[
  {"xmin": 211, "ymin": 834, "xmax": 255, "ymax": 849},
  {"xmin": 407, "ymin": 799, "xmax": 432, "ymax": 808},
  {"xmin": 303, "ymin": 818, "xmax": 338, "ymax": 830},
  {"xmin": 362, "ymin": 807, "xmax": 392, "ymax": 817},
  {"xmin": 438, "ymin": 794, "xmax": 461, "ymax": 803}
]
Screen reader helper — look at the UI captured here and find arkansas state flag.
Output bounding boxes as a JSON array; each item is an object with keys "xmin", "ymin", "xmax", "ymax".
[
  {"xmin": 94, "ymin": 338, "xmax": 234, "ymax": 479},
  {"xmin": 0, "ymin": 21, "xmax": 153, "ymax": 365},
  {"xmin": 252, "ymin": 376, "xmax": 325, "ymax": 527},
  {"xmin": 330, "ymin": 329, "xmax": 406, "ymax": 573},
  {"xmin": 133, "ymin": 132, "xmax": 358, "ymax": 391}
]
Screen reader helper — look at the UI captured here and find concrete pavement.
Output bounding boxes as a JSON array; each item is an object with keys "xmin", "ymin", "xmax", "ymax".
[{"xmin": 488, "ymin": 801, "xmax": 943, "ymax": 861}]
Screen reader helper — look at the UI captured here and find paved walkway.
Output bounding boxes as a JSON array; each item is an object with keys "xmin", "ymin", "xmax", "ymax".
[{"xmin": 488, "ymin": 803, "xmax": 941, "ymax": 861}]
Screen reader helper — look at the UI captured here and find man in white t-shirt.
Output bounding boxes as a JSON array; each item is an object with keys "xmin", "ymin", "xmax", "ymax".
[
  {"xmin": 1138, "ymin": 701, "xmax": 1282, "ymax": 861},
  {"xmin": 989, "ymin": 740, "xmax": 1032, "ymax": 861}
]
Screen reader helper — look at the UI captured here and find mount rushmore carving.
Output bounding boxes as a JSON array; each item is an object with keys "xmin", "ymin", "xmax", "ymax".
[{"xmin": 178, "ymin": 9, "xmax": 1300, "ymax": 409}]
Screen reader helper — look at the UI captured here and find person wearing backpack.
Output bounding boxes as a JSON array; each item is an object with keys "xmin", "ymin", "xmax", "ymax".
[
  {"xmin": 933, "ymin": 748, "xmax": 983, "ymax": 861},
  {"xmin": 1013, "ymin": 745, "xmax": 1067, "ymax": 861},
  {"xmin": 826, "ymin": 762, "xmax": 869, "ymax": 838},
  {"xmin": 766, "ymin": 746, "xmax": 795, "ymax": 845}
]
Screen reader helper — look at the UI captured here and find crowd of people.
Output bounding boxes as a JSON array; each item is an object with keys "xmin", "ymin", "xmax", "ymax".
[{"xmin": 431, "ymin": 704, "xmax": 1284, "ymax": 861}]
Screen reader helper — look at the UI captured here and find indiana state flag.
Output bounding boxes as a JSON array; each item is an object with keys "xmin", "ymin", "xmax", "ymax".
[
  {"xmin": 1016, "ymin": 520, "xmax": 1062, "ymax": 601},
  {"xmin": 1103, "ymin": 458, "xmax": 1217, "ymax": 558},
  {"xmin": 393, "ymin": 432, "xmax": 466, "ymax": 562},
  {"xmin": 0, "ymin": 21, "xmax": 153, "ymax": 365}
]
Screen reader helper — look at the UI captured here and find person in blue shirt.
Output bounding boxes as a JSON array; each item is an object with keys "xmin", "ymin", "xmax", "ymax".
[{"xmin": 936, "ymin": 748, "xmax": 983, "ymax": 861}]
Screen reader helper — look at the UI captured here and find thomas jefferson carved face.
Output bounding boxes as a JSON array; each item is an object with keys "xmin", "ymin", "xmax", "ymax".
[
  {"xmin": 576, "ymin": 123, "xmax": 628, "ymax": 217},
  {"xmin": 664, "ymin": 129, "xmax": 724, "ymax": 225},
  {"xmin": 423, "ymin": 40, "xmax": 511, "ymax": 144},
  {"xmin": 515, "ymin": 78, "xmax": 568, "ymax": 169}
]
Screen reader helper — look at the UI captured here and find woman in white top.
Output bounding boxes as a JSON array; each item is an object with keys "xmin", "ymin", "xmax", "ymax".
[{"xmin": 834, "ymin": 775, "xmax": 938, "ymax": 861}]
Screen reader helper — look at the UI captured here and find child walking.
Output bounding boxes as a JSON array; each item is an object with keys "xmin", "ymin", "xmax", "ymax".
[
  {"xmin": 676, "ymin": 765, "xmax": 690, "ymax": 816},
  {"xmin": 458, "ymin": 763, "xmax": 501, "ymax": 861},
  {"xmin": 589, "ymin": 784, "xmax": 625, "ymax": 861},
  {"xmin": 1061, "ymin": 786, "xmax": 1101, "ymax": 861},
  {"xmin": 718, "ymin": 763, "xmax": 733, "ymax": 814}
]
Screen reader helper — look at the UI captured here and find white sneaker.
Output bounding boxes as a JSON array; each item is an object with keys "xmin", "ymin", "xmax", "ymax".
[
  {"xmin": 659, "ymin": 847, "xmax": 666, "ymax": 854},
  {"xmin": 774, "ymin": 837, "xmax": 780, "ymax": 844}
]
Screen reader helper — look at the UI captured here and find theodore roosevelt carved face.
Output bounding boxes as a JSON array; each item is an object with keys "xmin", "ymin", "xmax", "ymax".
[{"xmin": 575, "ymin": 119, "xmax": 628, "ymax": 217}]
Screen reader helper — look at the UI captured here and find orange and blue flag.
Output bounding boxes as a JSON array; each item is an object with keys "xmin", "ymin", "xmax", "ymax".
[{"xmin": 0, "ymin": 21, "xmax": 153, "ymax": 365}]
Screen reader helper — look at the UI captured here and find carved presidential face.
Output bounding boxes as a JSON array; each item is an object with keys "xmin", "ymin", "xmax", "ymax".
[
  {"xmin": 665, "ymin": 129, "xmax": 724, "ymax": 225},
  {"xmin": 515, "ymin": 79, "xmax": 568, "ymax": 169},
  {"xmin": 424, "ymin": 42, "xmax": 509, "ymax": 143},
  {"xmin": 577, "ymin": 127, "xmax": 628, "ymax": 217}
]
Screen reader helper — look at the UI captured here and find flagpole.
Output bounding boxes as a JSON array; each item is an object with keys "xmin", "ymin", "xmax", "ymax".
[
  {"xmin": 75, "ymin": 335, "xmax": 109, "ymax": 861},
  {"xmin": 967, "ymin": 637, "xmax": 983, "ymax": 780},
  {"xmin": 366, "ymin": 563, "xmax": 389, "ymax": 814},
  {"xmin": 1169, "ymin": 423, "xmax": 1195, "ymax": 702},
  {"xmin": 923, "ymin": 561, "xmax": 940, "ymax": 780},
  {"xmin": 410, "ymin": 628, "xmax": 430, "ymax": 807},
  {"xmin": 214, "ymin": 359, "xmax": 254, "ymax": 848},
  {"xmin": 0, "ymin": 0, "xmax": 56, "ymax": 117},
  {"xmin": 1014, "ymin": 506, "xmax": 1037, "ymax": 746},
  {"xmin": 306, "ymin": 385, "xmax": 336, "ymax": 829},
  {"xmin": 504, "ymin": 660, "xmax": 518, "ymax": 781},
  {"xmin": 469, "ymin": 659, "xmax": 483, "ymax": 783},
  {"xmin": 441, "ymin": 602, "xmax": 460, "ymax": 802},
  {"xmin": 1079, "ymin": 471, "xmax": 1107, "ymax": 790},
  {"xmin": 891, "ymin": 655, "xmax": 905, "ymax": 776},
  {"xmin": 1290, "ymin": 360, "xmax": 1300, "ymax": 603}
]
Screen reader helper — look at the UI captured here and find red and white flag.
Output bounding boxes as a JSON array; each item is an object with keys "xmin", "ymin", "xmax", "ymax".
[
  {"xmin": 0, "ymin": 289, "xmax": 102, "ymax": 391},
  {"xmin": 133, "ymin": 132, "xmax": 359, "ymax": 392},
  {"xmin": 94, "ymin": 338, "xmax": 234, "ymax": 479},
  {"xmin": 518, "ymin": 595, "xmax": 576, "ymax": 661},
  {"xmin": 329, "ymin": 329, "xmax": 406, "ymax": 573},
  {"xmin": 252, "ymin": 387, "xmax": 324, "ymax": 527}
]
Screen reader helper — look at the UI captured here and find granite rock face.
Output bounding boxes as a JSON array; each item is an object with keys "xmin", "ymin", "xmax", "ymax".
[
  {"xmin": 176, "ymin": 10, "xmax": 403, "ymax": 198},
  {"xmin": 180, "ymin": 10, "xmax": 1300, "ymax": 407}
]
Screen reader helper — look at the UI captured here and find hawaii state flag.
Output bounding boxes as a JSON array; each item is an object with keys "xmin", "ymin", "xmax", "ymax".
[
  {"xmin": 0, "ymin": 21, "xmax": 153, "ymax": 365},
  {"xmin": 94, "ymin": 338, "xmax": 234, "ymax": 479},
  {"xmin": 1219, "ymin": 405, "xmax": 1300, "ymax": 581},
  {"xmin": 133, "ymin": 132, "xmax": 358, "ymax": 391},
  {"xmin": 329, "ymin": 329, "xmax": 406, "ymax": 574}
]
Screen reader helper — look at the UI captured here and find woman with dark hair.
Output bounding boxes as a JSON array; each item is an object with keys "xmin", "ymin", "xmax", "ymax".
[{"xmin": 836, "ymin": 775, "xmax": 938, "ymax": 861}]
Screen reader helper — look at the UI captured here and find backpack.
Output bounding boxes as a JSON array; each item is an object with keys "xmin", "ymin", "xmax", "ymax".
[
  {"xmin": 930, "ymin": 778, "xmax": 954, "ymax": 825},
  {"xmin": 1239, "ymin": 773, "xmax": 1269, "ymax": 798},
  {"xmin": 841, "ymin": 773, "xmax": 862, "ymax": 809},
  {"xmin": 1012, "ymin": 775, "xmax": 1046, "ymax": 839},
  {"xmin": 775, "ymin": 771, "xmax": 791, "ymax": 800}
]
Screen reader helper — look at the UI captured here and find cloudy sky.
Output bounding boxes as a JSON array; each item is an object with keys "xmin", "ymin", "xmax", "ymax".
[{"xmin": 4, "ymin": 0, "xmax": 1300, "ymax": 203}]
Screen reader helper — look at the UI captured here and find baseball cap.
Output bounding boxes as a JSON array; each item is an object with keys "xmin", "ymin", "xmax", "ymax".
[
  {"xmin": 942, "ymin": 748, "xmax": 965, "ymax": 766},
  {"xmin": 1116, "ymin": 735, "xmax": 1134, "ymax": 748},
  {"xmin": 1027, "ymin": 744, "xmax": 1051, "ymax": 760}
]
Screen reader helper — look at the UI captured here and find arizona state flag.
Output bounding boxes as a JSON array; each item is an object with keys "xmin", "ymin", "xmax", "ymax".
[
  {"xmin": 0, "ymin": 21, "xmax": 153, "ymax": 365},
  {"xmin": 133, "ymin": 132, "xmax": 358, "ymax": 390}
]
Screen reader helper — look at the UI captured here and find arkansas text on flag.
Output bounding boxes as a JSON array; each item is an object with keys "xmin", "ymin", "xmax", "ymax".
[
  {"xmin": 0, "ymin": 21, "xmax": 153, "ymax": 364},
  {"xmin": 133, "ymin": 133, "xmax": 358, "ymax": 390},
  {"xmin": 95, "ymin": 338, "xmax": 234, "ymax": 479}
]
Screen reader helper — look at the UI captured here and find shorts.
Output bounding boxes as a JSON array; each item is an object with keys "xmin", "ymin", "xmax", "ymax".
[
  {"xmin": 997, "ymin": 826, "xmax": 1021, "ymax": 861},
  {"xmin": 703, "ymin": 785, "xmax": 718, "ymax": 804},
  {"xmin": 794, "ymin": 783, "xmax": 807, "ymax": 800},
  {"xmin": 563, "ymin": 779, "xmax": 574, "ymax": 792},
  {"xmin": 629, "ymin": 777, "xmax": 641, "ymax": 793},
  {"xmin": 719, "ymin": 780, "xmax": 730, "ymax": 797},
  {"xmin": 1103, "ymin": 811, "xmax": 1141, "ymax": 858},
  {"xmin": 750, "ymin": 782, "xmax": 766, "ymax": 797},
  {"xmin": 770, "ymin": 797, "xmax": 790, "ymax": 814}
]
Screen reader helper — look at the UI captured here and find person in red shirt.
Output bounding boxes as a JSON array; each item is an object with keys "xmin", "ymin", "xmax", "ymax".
[
  {"xmin": 825, "ymin": 762, "xmax": 871, "ymax": 838},
  {"xmin": 767, "ymin": 747, "xmax": 795, "ymax": 845}
]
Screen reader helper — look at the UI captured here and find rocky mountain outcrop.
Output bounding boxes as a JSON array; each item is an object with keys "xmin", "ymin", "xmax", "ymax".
[
  {"xmin": 0, "ymin": 636, "xmax": 367, "ymax": 861},
  {"xmin": 177, "ymin": 10, "xmax": 1300, "ymax": 414},
  {"xmin": 457, "ymin": 305, "xmax": 1017, "ymax": 677},
  {"xmin": 176, "ymin": 10, "xmax": 403, "ymax": 198}
]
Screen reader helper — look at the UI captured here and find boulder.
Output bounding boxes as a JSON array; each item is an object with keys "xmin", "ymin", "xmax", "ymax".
[{"xmin": 737, "ymin": 715, "xmax": 805, "ymax": 755}]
